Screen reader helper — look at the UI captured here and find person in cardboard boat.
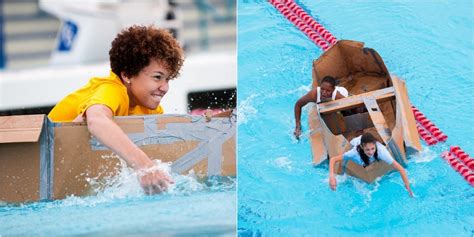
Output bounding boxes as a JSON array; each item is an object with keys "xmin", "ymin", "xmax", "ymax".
[
  {"xmin": 328, "ymin": 132, "xmax": 414, "ymax": 197},
  {"xmin": 48, "ymin": 25, "xmax": 184, "ymax": 195},
  {"xmin": 293, "ymin": 76, "xmax": 348, "ymax": 139}
]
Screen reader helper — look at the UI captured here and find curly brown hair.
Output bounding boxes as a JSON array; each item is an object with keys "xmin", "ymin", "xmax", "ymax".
[{"xmin": 109, "ymin": 25, "xmax": 184, "ymax": 80}]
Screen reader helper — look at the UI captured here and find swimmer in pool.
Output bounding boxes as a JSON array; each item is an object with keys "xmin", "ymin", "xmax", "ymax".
[{"xmin": 328, "ymin": 132, "xmax": 414, "ymax": 197}]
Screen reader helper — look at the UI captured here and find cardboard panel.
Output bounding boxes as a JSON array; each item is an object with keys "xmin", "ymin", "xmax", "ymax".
[
  {"xmin": 313, "ymin": 45, "xmax": 349, "ymax": 88},
  {"xmin": 308, "ymin": 105, "xmax": 327, "ymax": 165},
  {"xmin": 342, "ymin": 75, "xmax": 389, "ymax": 96},
  {"xmin": 0, "ymin": 143, "xmax": 40, "ymax": 202},
  {"xmin": 391, "ymin": 75, "xmax": 422, "ymax": 153},
  {"xmin": 222, "ymin": 136, "xmax": 236, "ymax": 176},
  {"xmin": 379, "ymin": 100, "xmax": 396, "ymax": 131},
  {"xmin": 115, "ymin": 118, "xmax": 145, "ymax": 133},
  {"xmin": 0, "ymin": 114, "xmax": 235, "ymax": 203},
  {"xmin": 52, "ymin": 115, "xmax": 235, "ymax": 199},
  {"xmin": 318, "ymin": 87, "xmax": 395, "ymax": 115},
  {"xmin": 345, "ymin": 160, "xmax": 394, "ymax": 183},
  {"xmin": 364, "ymin": 97, "xmax": 391, "ymax": 144},
  {"xmin": 320, "ymin": 119, "xmax": 350, "ymax": 158},
  {"xmin": 321, "ymin": 113, "xmax": 346, "ymax": 135},
  {"xmin": 52, "ymin": 124, "xmax": 118, "ymax": 199},
  {"xmin": 156, "ymin": 117, "xmax": 192, "ymax": 130},
  {"xmin": 0, "ymin": 114, "xmax": 44, "ymax": 143}
]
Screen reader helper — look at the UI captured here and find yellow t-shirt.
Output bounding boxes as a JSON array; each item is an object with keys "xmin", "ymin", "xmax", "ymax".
[{"xmin": 48, "ymin": 71, "xmax": 164, "ymax": 122}]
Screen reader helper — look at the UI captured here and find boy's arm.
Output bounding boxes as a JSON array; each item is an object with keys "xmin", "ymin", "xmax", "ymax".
[{"xmin": 85, "ymin": 104, "xmax": 173, "ymax": 194}]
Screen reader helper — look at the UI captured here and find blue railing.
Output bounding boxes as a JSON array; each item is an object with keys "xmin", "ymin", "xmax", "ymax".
[{"xmin": 0, "ymin": 0, "xmax": 5, "ymax": 69}]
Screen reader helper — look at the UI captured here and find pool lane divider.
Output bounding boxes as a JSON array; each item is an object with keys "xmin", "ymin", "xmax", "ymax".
[
  {"xmin": 415, "ymin": 123, "xmax": 438, "ymax": 145},
  {"xmin": 269, "ymin": 0, "xmax": 330, "ymax": 50},
  {"xmin": 281, "ymin": 0, "xmax": 338, "ymax": 45},
  {"xmin": 411, "ymin": 105, "xmax": 448, "ymax": 145},
  {"xmin": 441, "ymin": 151, "xmax": 474, "ymax": 186},
  {"xmin": 450, "ymin": 146, "xmax": 474, "ymax": 170},
  {"xmin": 411, "ymin": 106, "xmax": 473, "ymax": 186}
]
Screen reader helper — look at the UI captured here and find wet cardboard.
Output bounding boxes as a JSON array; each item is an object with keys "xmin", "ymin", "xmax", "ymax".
[
  {"xmin": 308, "ymin": 40, "xmax": 420, "ymax": 182},
  {"xmin": 0, "ymin": 113, "xmax": 236, "ymax": 203},
  {"xmin": 0, "ymin": 115, "xmax": 45, "ymax": 203}
]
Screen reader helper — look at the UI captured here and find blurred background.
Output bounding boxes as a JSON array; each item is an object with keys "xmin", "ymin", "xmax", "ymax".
[{"xmin": 0, "ymin": 0, "xmax": 236, "ymax": 116}]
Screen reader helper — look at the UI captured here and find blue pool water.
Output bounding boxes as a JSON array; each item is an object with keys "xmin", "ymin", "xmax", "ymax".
[
  {"xmin": 0, "ymin": 162, "xmax": 236, "ymax": 236},
  {"xmin": 238, "ymin": 0, "xmax": 473, "ymax": 236}
]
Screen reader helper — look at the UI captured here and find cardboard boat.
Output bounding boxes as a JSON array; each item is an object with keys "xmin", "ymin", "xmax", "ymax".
[
  {"xmin": 0, "ymin": 112, "xmax": 236, "ymax": 203},
  {"xmin": 308, "ymin": 40, "xmax": 422, "ymax": 183}
]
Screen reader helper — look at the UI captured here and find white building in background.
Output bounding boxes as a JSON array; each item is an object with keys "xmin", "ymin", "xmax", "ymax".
[{"xmin": 0, "ymin": 0, "xmax": 236, "ymax": 115}]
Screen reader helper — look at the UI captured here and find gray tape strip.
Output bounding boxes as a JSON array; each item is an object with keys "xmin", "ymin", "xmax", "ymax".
[
  {"xmin": 39, "ymin": 118, "xmax": 55, "ymax": 201},
  {"xmin": 39, "ymin": 118, "xmax": 49, "ymax": 200},
  {"xmin": 89, "ymin": 114, "xmax": 236, "ymax": 175},
  {"xmin": 144, "ymin": 116, "xmax": 158, "ymax": 134},
  {"xmin": 207, "ymin": 144, "xmax": 222, "ymax": 176},
  {"xmin": 90, "ymin": 115, "xmax": 233, "ymax": 150},
  {"xmin": 170, "ymin": 141, "xmax": 210, "ymax": 173},
  {"xmin": 170, "ymin": 123, "xmax": 236, "ymax": 174}
]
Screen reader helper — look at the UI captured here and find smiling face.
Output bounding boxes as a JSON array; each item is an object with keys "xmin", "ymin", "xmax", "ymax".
[
  {"xmin": 361, "ymin": 142, "xmax": 377, "ymax": 158},
  {"xmin": 121, "ymin": 59, "xmax": 171, "ymax": 109},
  {"xmin": 320, "ymin": 81, "xmax": 335, "ymax": 100}
]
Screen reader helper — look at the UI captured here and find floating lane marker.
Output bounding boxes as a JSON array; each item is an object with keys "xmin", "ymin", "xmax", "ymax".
[
  {"xmin": 412, "ymin": 105, "xmax": 448, "ymax": 145},
  {"xmin": 269, "ymin": 0, "xmax": 330, "ymax": 50},
  {"xmin": 450, "ymin": 146, "xmax": 474, "ymax": 170},
  {"xmin": 282, "ymin": 0, "xmax": 338, "ymax": 45},
  {"xmin": 441, "ymin": 151, "xmax": 474, "ymax": 186}
]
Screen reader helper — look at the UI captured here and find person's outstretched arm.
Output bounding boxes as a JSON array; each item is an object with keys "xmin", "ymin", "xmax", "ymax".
[
  {"xmin": 329, "ymin": 154, "xmax": 344, "ymax": 191},
  {"xmin": 85, "ymin": 104, "xmax": 174, "ymax": 194},
  {"xmin": 391, "ymin": 160, "xmax": 414, "ymax": 197},
  {"xmin": 294, "ymin": 89, "xmax": 317, "ymax": 139}
]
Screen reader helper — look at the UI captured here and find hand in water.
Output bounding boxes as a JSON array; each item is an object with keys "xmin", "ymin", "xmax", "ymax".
[
  {"xmin": 329, "ymin": 176, "xmax": 337, "ymax": 191},
  {"xmin": 407, "ymin": 186, "xmax": 414, "ymax": 198},
  {"xmin": 294, "ymin": 127, "xmax": 302, "ymax": 140},
  {"xmin": 139, "ymin": 168, "xmax": 174, "ymax": 195}
]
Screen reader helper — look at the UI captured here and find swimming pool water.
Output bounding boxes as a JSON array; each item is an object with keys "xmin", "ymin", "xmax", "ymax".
[
  {"xmin": 0, "ymin": 162, "xmax": 236, "ymax": 236},
  {"xmin": 238, "ymin": 0, "xmax": 473, "ymax": 236}
]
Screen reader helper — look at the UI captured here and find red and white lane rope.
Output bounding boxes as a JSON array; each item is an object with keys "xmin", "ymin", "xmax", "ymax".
[
  {"xmin": 450, "ymin": 146, "xmax": 474, "ymax": 170},
  {"xmin": 441, "ymin": 150, "xmax": 474, "ymax": 186},
  {"xmin": 269, "ymin": 0, "xmax": 330, "ymax": 50},
  {"xmin": 412, "ymin": 105, "xmax": 448, "ymax": 144},
  {"xmin": 412, "ymin": 106, "xmax": 472, "ymax": 186},
  {"xmin": 282, "ymin": 0, "xmax": 338, "ymax": 45}
]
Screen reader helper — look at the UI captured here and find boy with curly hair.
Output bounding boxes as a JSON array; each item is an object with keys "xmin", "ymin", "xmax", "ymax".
[{"xmin": 49, "ymin": 25, "xmax": 184, "ymax": 194}]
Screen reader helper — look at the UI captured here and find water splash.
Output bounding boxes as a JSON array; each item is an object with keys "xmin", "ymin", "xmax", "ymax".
[
  {"xmin": 412, "ymin": 147, "xmax": 437, "ymax": 163},
  {"xmin": 237, "ymin": 94, "xmax": 258, "ymax": 125},
  {"xmin": 47, "ymin": 153, "xmax": 234, "ymax": 208},
  {"xmin": 271, "ymin": 156, "xmax": 293, "ymax": 171}
]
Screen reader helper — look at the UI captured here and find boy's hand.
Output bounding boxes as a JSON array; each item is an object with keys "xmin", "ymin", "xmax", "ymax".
[{"xmin": 139, "ymin": 168, "xmax": 174, "ymax": 195}]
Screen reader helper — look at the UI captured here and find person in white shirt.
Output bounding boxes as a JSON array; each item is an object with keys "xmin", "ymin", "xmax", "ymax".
[
  {"xmin": 328, "ymin": 132, "xmax": 414, "ymax": 197},
  {"xmin": 293, "ymin": 76, "xmax": 348, "ymax": 139}
]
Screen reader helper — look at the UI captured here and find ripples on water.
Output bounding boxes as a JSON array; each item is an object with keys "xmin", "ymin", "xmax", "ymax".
[
  {"xmin": 0, "ymin": 157, "xmax": 236, "ymax": 236},
  {"xmin": 238, "ymin": 0, "xmax": 473, "ymax": 235}
]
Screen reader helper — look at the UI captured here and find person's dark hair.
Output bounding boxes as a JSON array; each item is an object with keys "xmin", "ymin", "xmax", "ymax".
[
  {"xmin": 321, "ymin": 76, "xmax": 336, "ymax": 88},
  {"xmin": 356, "ymin": 132, "xmax": 379, "ymax": 167},
  {"xmin": 109, "ymin": 25, "xmax": 184, "ymax": 80}
]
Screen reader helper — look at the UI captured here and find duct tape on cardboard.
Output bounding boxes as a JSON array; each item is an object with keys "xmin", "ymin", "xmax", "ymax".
[{"xmin": 90, "ymin": 114, "xmax": 236, "ymax": 176}]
